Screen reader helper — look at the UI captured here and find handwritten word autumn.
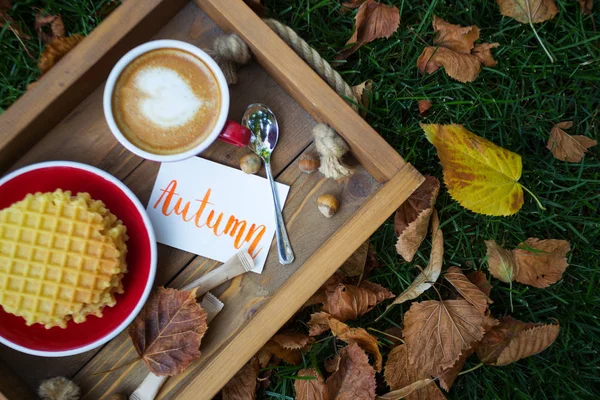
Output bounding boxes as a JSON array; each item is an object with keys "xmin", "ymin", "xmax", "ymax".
[{"xmin": 153, "ymin": 180, "xmax": 266, "ymax": 257}]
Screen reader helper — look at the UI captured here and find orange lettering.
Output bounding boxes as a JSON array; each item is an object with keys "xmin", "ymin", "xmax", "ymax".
[
  {"xmin": 194, "ymin": 189, "xmax": 213, "ymax": 228},
  {"xmin": 224, "ymin": 216, "xmax": 247, "ymax": 248},
  {"xmin": 245, "ymin": 224, "xmax": 266, "ymax": 258},
  {"xmin": 153, "ymin": 180, "xmax": 179, "ymax": 216},
  {"xmin": 206, "ymin": 210, "xmax": 225, "ymax": 236}
]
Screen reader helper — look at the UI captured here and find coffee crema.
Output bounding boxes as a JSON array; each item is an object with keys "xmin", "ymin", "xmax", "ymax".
[{"xmin": 112, "ymin": 48, "xmax": 221, "ymax": 155}]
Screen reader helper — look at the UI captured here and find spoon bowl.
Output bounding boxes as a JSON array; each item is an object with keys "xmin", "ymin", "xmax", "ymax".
[{"xmin": 242, "ymin": 104, "xmax": 294, "ymax": 265}]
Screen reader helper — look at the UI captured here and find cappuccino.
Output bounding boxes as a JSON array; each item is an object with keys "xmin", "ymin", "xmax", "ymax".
[{"xmin": 112, "ymin": 48, "xmax": 221, "ymax": 155}]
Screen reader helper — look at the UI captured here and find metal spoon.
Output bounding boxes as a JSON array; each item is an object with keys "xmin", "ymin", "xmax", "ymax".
[{"xmin": 242, "ymin": 104, "xmax": 294, "ymax": 265}]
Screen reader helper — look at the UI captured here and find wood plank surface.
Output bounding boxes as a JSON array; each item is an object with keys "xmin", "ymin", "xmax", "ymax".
[
  {"xmin": 0, "ymin": 2, "xmax": 317, "ymax": 391},
  {"xmin": 196, "ymin": 0, "xmax": 407, "ymax": 183},
  {"xmin": 0, "ymin": 358, "xmax": 36, "ymax": 400},
  {"xmin": 0, "ymin": 0, "xmax": 189, "ymax": 172}
]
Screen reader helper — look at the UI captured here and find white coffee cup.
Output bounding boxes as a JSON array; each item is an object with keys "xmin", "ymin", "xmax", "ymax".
[{"xmin": 103, "ymin": 39, "xmax": 250, "ymax": 162}]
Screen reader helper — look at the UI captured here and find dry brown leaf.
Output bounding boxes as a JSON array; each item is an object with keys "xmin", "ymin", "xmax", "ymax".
[
  {"xmin": 222, "ymin": 357, "xmax": 259, "ymax": 400},
  {"xmin": 342, "ymin": 0, "xmax": 367, "ymax": 8},
  {"xmin": 394, "ymin": 175, "xmax": 440, "ymax": 262},
  {"xmin": 383, "ymin": 344, "xmax": 446, "ymax": 400},
  {"xmin": 39, "ymin": 34, "xmax": 84, "ymax": 75},
  {"xmin": 403, "ymin": 299, "xmax": 496, "ymax": 376},
  {"xmin": 384, "ymin": 326, "xmax": 404, "ymax": 346},
  {"xmin": 547, "ymin": 121, "xmax": 597, "ymax": 163},
  {"xmin": 417, "ymin": 16, "xmax": 499, "ymax": 83},
  {"xmin": 385, "ymin": 210, "xmax": 443, "ymax": 312},
  {"xmin": 377, "ymin": 379, "xmax": 441, "ymax": 400},
  {"xmin": 326, "ymin": 343, "xmax": 376, "ymax": 400},
  {"xmin": 339, "ymin": 241, "xmax": 370, "ymax": 278},
  {"xmin": 261, "ymin": 331, "xmax": 314, "ymax": 365},
  {"xmin": 466, "ymin": 270, "xmax": 493, "ymax": 297},
  {"xmin": 295, "ymin": 368, "xmax": 328, "ymax": 400},
  {"xmin": 339, "ymin": 0, "xmax": 400, "ymax": 59},
  {"xmin": 477, "ymin": 316, "xmax": 560, "ymax": 366},
  {"xmin": 322, "ymin": 281, "xmax": 394, "ymax": 321},
  {"xmin": 473, "ymin": 42, "xmax": 501, "ymax": 67},
  {"xmin": 307, "ymin": 313, "xmax": 383, "ymax": 371},
  {"xmin": 513, "ymin": 238, "xmax": 570, "ymax": 288},
  {"xmin": 351, "ymin": 80, "xmax": 373, "ymax": 115},
  {"xmin": 436, "ymin": 347, "xmax": 475, "ymax": 392},
  {"xmin": 418, "ymin": 100, "xmax": 432, "ymax": 116},
  {"xmin": 35, "ymin": 12, "xmax": 65, "ymax": 43},
  {"xmin": 308, "ymin": 312, "xmax": 334, "ymax": 336},
  {"xmin": 485, "ymin": 240, "xmax": 518, "ymax": 283},
  {"xmin": 0, "ymin": 0, "xmax": 11, "ymax": 10},
  {"xmin": 329, "ymin": 317, "xmax": 383, "ymax": 372},
  {"xmin": 496, "ymin": 0, "xmax": 558, "ymax": 24},
  {"xmin": 444, "ymin": 267, "xmax": 492, "ymax": 314},
  {"xmin": 129, "ymin": 287, "xmax": 207, "ymax": 376},
  {"xmin": 305, "ymin": 274, "xmax": 343, "ymax": 308},
  {"xmin": 579, "ymin": 0, "xmax": 593, "ymax": 14},
  {"xmin": 324, "ymin": 354, "xmax": 341, "ymax": 373}
]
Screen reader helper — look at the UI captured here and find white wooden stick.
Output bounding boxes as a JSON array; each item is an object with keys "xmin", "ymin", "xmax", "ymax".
[{"xmin": 181, "ymin": 251, "xmax": 254, "ymax": 293}]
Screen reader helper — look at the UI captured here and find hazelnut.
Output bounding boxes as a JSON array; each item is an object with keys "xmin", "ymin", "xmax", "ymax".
[
  {"xmin": 298, "ymin": 154, "xmax": 320, "ymax": 174},
  {"xmin": 317, "ymin": 194, "xmax": 339, "ymax": 218},
  {"xmin": 240, "ymin": 153, "xmax": 262, "ymax": 174}
]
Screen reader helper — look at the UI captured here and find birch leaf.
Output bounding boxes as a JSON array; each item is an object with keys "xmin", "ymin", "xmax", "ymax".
[
  {"xmin": 444, "ymin": 267, "xmax": 492, "ymax": 314},
  {"xmin": 422, "ymin": 123, "xmax": 529, "ymax": 216},
  {"xmin": 466, "ymin": 270, "xmax": 493, "ymax": 297},
  {"xmin": 222, "ymin": 357, "xmax": 259, "ymax": 400},
  {"xmin": 513, "ymin": 238, "xmax": 570, "ymax": 288},
  {"xmin": 477, "ymin": 316, "xmax": 560, "ymax": 366},
  {"xmin": 496, "ymin": 0, "xmax": 558, "ymax": 24},
  {"xmin": 403, "ymin": 299, "xmax": 495, "ymax": 375},
  {"xmin": 326, "ymin": 343, "xmax": 376, "ymax": 400},
  {"xmin": 384, "ymin": 210, "xmax": 443, "ymax": 312},
  {"xmin": 547, "ymin": 121, "xmax": 597, "ymax": 163},
  {"xmin": 485, "ymin": 240, "xmax": 519, "ymax": 283},
  {"xmin": 295, "ymin": 368, "xmax": 328, "ymax": 400},
  {"xmin": 394, "ymin": 175, "xmax": 440, "ymax": 262}
]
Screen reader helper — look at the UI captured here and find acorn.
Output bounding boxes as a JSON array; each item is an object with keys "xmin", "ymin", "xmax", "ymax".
[
  {"xmin": 240, "ymin": 153, "xmax": 262, "ymax": 174},
  {"xmin": 317, "ymin": 194, "xmax": 339, "ymax": 218},
  {"xmin": 298, "ymin": 153, "xmax": 320, "ymax": 174}
]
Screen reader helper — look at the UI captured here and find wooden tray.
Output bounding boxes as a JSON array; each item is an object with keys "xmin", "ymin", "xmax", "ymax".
[{"xmin": 0, "ymin": 0, "xmax": 423, "ymax": 398}]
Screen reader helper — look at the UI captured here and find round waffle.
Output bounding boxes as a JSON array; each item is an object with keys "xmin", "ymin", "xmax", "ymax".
[{"xmin": 0, "ymin": 190, "xmax": 128, "ymax": 329}]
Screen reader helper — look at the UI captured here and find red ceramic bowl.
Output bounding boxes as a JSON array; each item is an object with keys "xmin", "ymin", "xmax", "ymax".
[{"xmin": 0, "ymin": 161, "xmax": 157, "ymax": 357}]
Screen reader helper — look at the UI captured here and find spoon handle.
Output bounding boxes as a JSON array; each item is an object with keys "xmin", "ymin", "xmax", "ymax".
[{"xmin": 264, "ymin": 161, "xmax": 295, "ymax": 264}]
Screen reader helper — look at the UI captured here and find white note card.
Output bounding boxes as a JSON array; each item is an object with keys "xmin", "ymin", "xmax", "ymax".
[{"xmin": 146, "ymin": 157, "xmax": 289, "ymax": 273}]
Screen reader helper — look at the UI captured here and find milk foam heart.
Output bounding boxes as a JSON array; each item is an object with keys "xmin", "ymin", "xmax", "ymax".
[
  {"xmin": 111, "ymin": 48, "xmax": 222, "ymax": 156},
  {"xmin": 136, "ymin": 67, "xmax": 203, "ymax": 128}
]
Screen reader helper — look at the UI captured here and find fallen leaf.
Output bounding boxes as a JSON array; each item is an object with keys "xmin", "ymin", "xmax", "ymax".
[
  {"xmin": 295, "ymin": 368, "xmax": 328, "ymax": 400},
  {"xmin": 326, "ymin": 343, "xmax": 376, "ymax": 400},
  {"xmin": 394, "ymin": 175, "xmax": 440, "ymax": 262},
  {"xmin": 339, "ymin": 241, "xmax": 370, "ymax": 278},
  {"xmin": 422, "ymin": 124, "xmax": 526, "ymax": 216},
  {"xmin": 308, "ymin": 312, "xmax": 334, "ymax": 336},
  {"xmin": 403, "ymin": 299, "xmax": 496, "ymax": 376},
  {"xmin": 513, "ymin": 238, "xmax": 570, "ymax": 288},
  {"xmin": 578, "ymin": 0, "xmax": 593, "ymax": 14},
  {"xmin": 0, "ymin": 0, "xmax": 11, "ymax": 10},
  {"xmin": 383, "ymin": 326, "xmax": 404, "ymax": 346},
  {"xmin": 261, "ymin": 331, "xmax": 314, "ymax": 365},
  {"xmin": 444, "ymin": 267, "xmax": 492, "ymax": 314},
  {"xmin": 466, "ymin": 270, "xmax": 493, "ymax": 297},
  {"xmin": 307, "ymin": 313, "xmax": 383, "ymax": 371},
  {"xmin": 436, "ymin": 347, "xmax": 476, "ymax": 392},
  {"xmin": 35, "ymin": 12, "xmax": 65, "ymax": 43},
  {"xmin": 418, "ymin": 100, "xmax": 432, "ymax": 116},
  {"xmin": 384, "ymin": 210, "xmax": 443, "ymax": 311},
  {"xmin": 329, "ymin": 317, "xmax": 383, "ymax": 371},
  {"xmin": 129, "ymin": 287, "xmax": 207, "ymax": 376},
  {"xmin": 324, "ymin": 354, "xmax": 341, "ymax": 373},
  {"xmin": 383, "ymin": 344, "xmax": 446, "ymax": 400},
  {"xmin": 417, "ymin": 16, "xmax": 499, "ymax": 83},
  {"xmin": 377, "ymin": 379, "xmax": 441, "ymax": 400},
  {"xmin": 496, "ymin": 0, "xmax": 558, "ymax": 24},
  {"xmin": 305, "ymin": 274, "xmax": 343, "ymax": 308},
  {"xmin": 39, "ymin": 34, "xmax": 84, "ymax": 75},
  {"xmin": 342, "ymin": 0, "xmax": 367, "ymax": 8},
  {"xmin": 485, "ymin": 240, "xmax": 519, "ymax": 283},
  {"xmin": 351, "ymin": 80, "xmax": 373, "ymax": 115},
  {"xmin": 322, "ymin": 281, "xmax": 394, "ymax": 321},
  {"xmin": 547, "ymin": 121, "xmax": 597, "ymax": 163},
  {"xmin": 472, "ymin": 42, "xmax": 501, "ymax": 67},
  {"xmin": 339, "ymin": 0, "xmax": 400, "ymax": 59},
  {"xmin": 222, "ymin": 357, "xmax": 259, "ymax": 400},
  {"xmin": 477, "ymin": 316, "xmax": 560, "ymax": 366}
]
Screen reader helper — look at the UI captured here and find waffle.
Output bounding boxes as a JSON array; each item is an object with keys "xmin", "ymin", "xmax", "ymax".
[{"xmin": 0, "ymin": 190, "xmax": 128, "ymax": 329}]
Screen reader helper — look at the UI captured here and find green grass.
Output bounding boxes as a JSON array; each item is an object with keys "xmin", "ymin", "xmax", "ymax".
[
  {"xmin": 259, "ymin": 0, "xmax": 600, "ymax": 399},
  {"xmin": 1, "ymin": 0, "xmax": 599, "ymax": 398}
]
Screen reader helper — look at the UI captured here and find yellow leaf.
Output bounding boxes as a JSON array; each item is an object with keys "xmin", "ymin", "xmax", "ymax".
[{"xmin": 421, "ymin": 124, "xmax": 526, "ymax": 216}]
